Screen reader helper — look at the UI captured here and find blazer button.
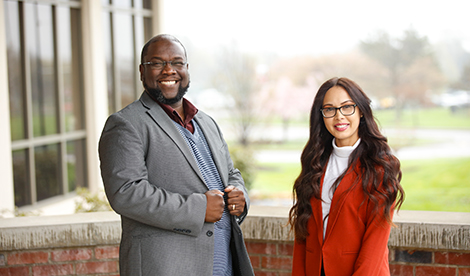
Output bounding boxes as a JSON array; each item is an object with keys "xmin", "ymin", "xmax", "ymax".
[{"xmin": 206, "ymin": 230, "xmax": 213, "ymax": 237}]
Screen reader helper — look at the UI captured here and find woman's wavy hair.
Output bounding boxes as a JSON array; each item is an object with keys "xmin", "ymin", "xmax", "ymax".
[{"xmin": 288, "ymin": 77, "xmax": 404, "ymax": 241}]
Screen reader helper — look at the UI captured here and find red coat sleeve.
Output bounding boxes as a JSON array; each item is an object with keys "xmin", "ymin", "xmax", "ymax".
[
  {"xmin": 292, "ymin": 238, "xmax": 306, "ymax": 276},
  {"xmin": 352, "ymin": 197, "xmax": 394, "ymax": 275}
]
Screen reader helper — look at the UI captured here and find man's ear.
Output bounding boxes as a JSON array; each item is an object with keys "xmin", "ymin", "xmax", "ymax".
[{"xmin": 139, "ymin": 64, "xmax": 144, "ymax": 81}]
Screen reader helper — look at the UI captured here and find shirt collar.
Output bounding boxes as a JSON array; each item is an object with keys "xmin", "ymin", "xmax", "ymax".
[
  {"xmin": 156, "ymin": 97, "xmax": 198, "ymax": 126},
  {"xmin": 332, "ymin": 138, "xmax": 361, "ymax": 158}
]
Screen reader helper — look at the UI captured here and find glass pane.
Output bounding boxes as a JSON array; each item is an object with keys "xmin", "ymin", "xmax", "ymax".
[
  {"xmin": 35, "ymin": 144, "xmax": 61, "ymax": 201},
  {"xmin": 101, "ymin": 0, "xmax": 110, "ymax": 6},
  {"xmin": 134, "ymin": 15, "xmax": 144, "ymax": 93},
  {"xmin": 134, "ymin": 0, "xmax": 152, "ymax": 9},
  {"xmin": 102, "ymin": 11, "xmax": 115, "ymax": 113},
  {"xmin": 71, "ymin": 7, "xmax": 85, "ymax": 130},
  {"xmin": 58, "ymin": 6, "xmax": 84, "ymax": 132},
  {"xmin": 143, "ymin": 0, "xmax": 152, "ymax": 9},
  {"xmin": 25, "ymin": 3, "xmax": 58, "ymax": 137},
  {"xmin": 135, "ymin": 16, "xmax": 145, "ymax": 53},
  {"xmin": 12, "ymin": 149, "xmax": 31, "ymax": 207},
  {"xmin": 144, "ymin": 17, "xmax": 152, "ymax": 43},
  {"xmin": 5, "ymin": 1, "xmax": 26, "ymax": 141},
  {"xmin": 67, "ymin": 139, "xmax": 87, "ymax": 192},
  {"xmin": 112, "ymin": 0, "xmax": 132, "ymax": 8},
  {"xmin": 113, "ymin": 13, "xmax": 135, "ymax": 108},
  {"xmin": 134, "ymin": 0, "xmax": 143, "ymax": 9}
]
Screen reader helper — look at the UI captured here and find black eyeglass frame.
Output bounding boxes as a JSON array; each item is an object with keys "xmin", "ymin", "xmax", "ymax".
[
  {"xmin": 320, "ymin": 104, "xmax": 357, "ymax": 118},
  {"xmin": 141, "ymin": 60, "xmax": 187, "ymax": 70}
]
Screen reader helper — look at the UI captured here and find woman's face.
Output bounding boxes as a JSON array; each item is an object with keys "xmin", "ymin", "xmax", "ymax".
[{"xmin": 322, "ymin": 86, "xmax": 362, "ymax": 147}]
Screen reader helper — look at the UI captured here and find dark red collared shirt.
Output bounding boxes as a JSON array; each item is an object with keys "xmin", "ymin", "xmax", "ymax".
[{"xmin": 156, "ymin": 98, "xmax": 198, "ymax": 134}]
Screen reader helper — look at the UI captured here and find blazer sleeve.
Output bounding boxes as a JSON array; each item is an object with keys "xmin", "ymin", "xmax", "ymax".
[
  {"xmin": 229, "ymin": 164, "xmax": 250, "ymax": 224},
  {"xmin": 292, "ymin": 238, "xmax": 307, "ymax": 276},
  {"xmin": 99, "ymin": 113, "xmax": 207, "ymax": 237},
  {"xmin": 352, "ymin": 198, "xmax": 393, "ymax": 275}
]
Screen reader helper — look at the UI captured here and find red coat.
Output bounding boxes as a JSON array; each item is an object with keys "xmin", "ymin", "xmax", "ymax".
[{"xmin": 292, "ymin": 165, "xmax": 392, "ymax": 276}]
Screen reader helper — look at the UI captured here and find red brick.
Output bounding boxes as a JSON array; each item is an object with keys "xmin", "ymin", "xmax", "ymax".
[
  {"xmin": 389, "ymin": 249, "xmax": 395, "ymax": 262},
  {"xmin": 250, "ymin": 255, "xmax": 261, "ymax": 268},
  {"xmin": 435, "ymin": 252, "xmax": 470, "ymax": 266},
  {"xmin": 277, "ymin": 243, "xmax": 294, "ymax": 256},
  {"xmin": 416, "ymin": 266, "xmax": 456, "ymax": 276},
  {"xmin": 95, "ymin": 246, "xmax": 119, "ymax": 259},
  {"xmin": 261, "ymin": 256, "xmax": 292, "ymax": 270},
  {"xmin": 460, "ymin": 268, "xmax": 470, "ymax": 276},
  {"xmin": 32, "ymin": 264, "xmax": 73, "ymax": 276},
  {"xmin": 0, "ymin": 267, "xmax": 30, "ymax": 276},
  {"xmin": 51, "ymin": 249, "xmax": 92, "ymax": 262},
  {"xmin": 8, "ymin": 251, "xmax": 48, "ymax": 265},
  {"xmin": 389, "ymin": 264, "xmax": 413, "ymax": 276},
  {"xmin": 246, "ymin": 242, "xmax": 276, "ymax": 255},
  {"xmin": 254, "ymin": 271, "xmax": 279, "ymax": 276},
  {"xmin": 76, "ymin": 261, "xmax": 118, "ymax": 274},
  {"xmin": 279, "ymin": 272, "xmax": 292, "ymax": 276}
]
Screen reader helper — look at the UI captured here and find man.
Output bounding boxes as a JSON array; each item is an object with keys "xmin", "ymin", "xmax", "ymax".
[{"xmin": 99, "ymin": 34, "xmax": 254, "ymax": 276}]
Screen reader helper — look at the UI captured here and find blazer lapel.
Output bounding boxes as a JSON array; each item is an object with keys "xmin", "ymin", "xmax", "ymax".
[
  {"xmin": 323, "ymin": 166, "xmax": 359, "ymax": 241},
  {"xmin": 311, "ymin": 196, "xmax": 324, "ymax": 247},
  {"xmin": 140, "ymin": 93, "xmax": 206, "ymax": 185}
]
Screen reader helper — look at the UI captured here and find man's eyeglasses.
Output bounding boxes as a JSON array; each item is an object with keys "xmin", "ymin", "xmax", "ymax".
[
  {"xmin": 320, "ymin": 104, "xmax": 357, "ymax": 118},
  {"xmin": 142, "ymin": 61, "xmax": 187, "ymax": 70}
]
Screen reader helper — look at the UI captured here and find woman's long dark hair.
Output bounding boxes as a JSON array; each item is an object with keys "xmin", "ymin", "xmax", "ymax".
[{"xmin": 288, "ymin": 77, "xmax": 404, "ymax": 241}]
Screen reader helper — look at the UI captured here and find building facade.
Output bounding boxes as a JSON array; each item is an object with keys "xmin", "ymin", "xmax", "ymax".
[{"xmin": 0, "ymin": 0, "xmax": 162, "ymax": 213}]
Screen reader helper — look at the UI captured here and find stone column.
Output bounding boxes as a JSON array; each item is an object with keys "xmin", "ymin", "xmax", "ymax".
[{"xmin": 0, "ymin": 0, "xmax": 15, "ymax": 216}]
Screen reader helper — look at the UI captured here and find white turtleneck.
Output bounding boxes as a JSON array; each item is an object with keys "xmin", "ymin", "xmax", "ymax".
[{"xmin": 321, "ymin": 138, "xmax": 361, "ymax": 239}]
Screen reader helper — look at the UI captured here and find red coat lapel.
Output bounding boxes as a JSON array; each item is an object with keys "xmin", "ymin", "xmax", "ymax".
[
  {"xmin": 310, "ymin": 173, "xmax": 326, "ymax": 247},
  {"xmin": 323, "ymin": 165, "xmax": 360, "ymax": 242}
]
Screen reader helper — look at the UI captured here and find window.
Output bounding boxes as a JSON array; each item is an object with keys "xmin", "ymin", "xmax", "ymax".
[
  {"xmin": 102, "ymin": 0, "xmax": 152, "ymax": 113},
  {"xmin": 5, "ymin": 0, "xmax": 86, "ymax": 207}
]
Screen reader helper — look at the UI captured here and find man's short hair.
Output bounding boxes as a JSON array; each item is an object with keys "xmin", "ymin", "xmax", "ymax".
[{"xmin": 140, "ymin": 34, "xmax": 187, "ymax": 64}]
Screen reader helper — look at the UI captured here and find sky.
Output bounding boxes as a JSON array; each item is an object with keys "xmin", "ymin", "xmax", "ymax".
[{"xmin": 160, "ymin": 0, "xmax": 470, "ymax": 57}]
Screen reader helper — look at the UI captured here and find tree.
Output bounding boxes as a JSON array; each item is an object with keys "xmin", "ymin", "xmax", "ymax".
[
  {"xmin": 212, "ymin": 45, "xmax": 260, "ymax": 146},
  {"xmin": 452, "ymin": 62, "xmax": 470, "ymax": 91},
  {"xmin": 360, "ymin": 28, "xmax": 446, "ymax": 117},
  {"xmin": 256, "ymin": 75, "xmax": 317, "ymax": 142},
  {"xmin": 261, "ymin": 52, "xmax": 389, "ymax": 134}
]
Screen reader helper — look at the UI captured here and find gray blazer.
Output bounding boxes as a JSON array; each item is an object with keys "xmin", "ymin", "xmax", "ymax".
[{"xmin": 99, "ymin": 92, "xmax": 254, "ymax": 276}]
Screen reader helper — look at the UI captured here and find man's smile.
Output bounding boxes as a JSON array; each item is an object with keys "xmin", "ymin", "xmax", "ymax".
[{"xmin": 159, "ymin": 80, "xmax": 178, "ymax": 86}]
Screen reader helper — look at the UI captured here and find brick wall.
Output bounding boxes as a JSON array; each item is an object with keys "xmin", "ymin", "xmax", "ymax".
[
  {"xmin": 1, "ymin": 243, "xmax": 469, "ymax": 276},
  {"xmin": 0, "ymin": 208, "xmax": 469, "ymax": 275},
  {"xmin": 389, "ymin": 249, "xmax": 470, "ymax": 276},
  {"xmin": 247, "ymin": 241, "xmax": 294, "ymax": 276},
  {"xmin": 245, "ymin": 241, "xmax": 470, "ymax": 276},
  {"xmin": 0, "ymin": 246, "xmax": 120, "ymax": 276}
]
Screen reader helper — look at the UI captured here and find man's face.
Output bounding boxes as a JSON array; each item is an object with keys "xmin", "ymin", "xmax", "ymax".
[{"xmin": 140, "ymin": 39, "xmax": 190, "ymax": 105}]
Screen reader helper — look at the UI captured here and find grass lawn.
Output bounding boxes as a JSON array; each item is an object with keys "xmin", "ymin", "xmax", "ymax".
[
  {"xmin": 249, "ymin": 157, "xmax": 470, "ymax": 212},
  {"xmin": 399, "ymin": 157, "xmax": 470, "ymax": 212},
  {"xmin": 249, "ymin": 163, "xmax": 300, "ymax": 200},
  {"xmin": 374, "ymin": 107, "xmax": 470, "ymax": 129}
]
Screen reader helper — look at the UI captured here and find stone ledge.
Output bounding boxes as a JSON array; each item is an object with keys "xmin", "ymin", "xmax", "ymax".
[
  {"xmin": 0, "ymin": 206, "xmax": 469, "ymax": 251},
  {"xmin": 0, "ymin": 212, "xmax": 121, "ymax": 251}
]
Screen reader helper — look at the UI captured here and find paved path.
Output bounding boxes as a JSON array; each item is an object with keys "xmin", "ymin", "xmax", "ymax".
[{"xmin": 253, "ymin": 128, "xmax": 470, "ymax": 163}]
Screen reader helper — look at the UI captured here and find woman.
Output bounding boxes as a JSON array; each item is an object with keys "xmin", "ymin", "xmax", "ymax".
[{"xmin": 289, "ymin": 77, "xmax": 404, "ymax": 276}]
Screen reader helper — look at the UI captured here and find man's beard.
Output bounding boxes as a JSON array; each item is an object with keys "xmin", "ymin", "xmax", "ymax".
[{"xmin": 144, "ymin": 81, "xmax": 190, "ymax": 105}]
